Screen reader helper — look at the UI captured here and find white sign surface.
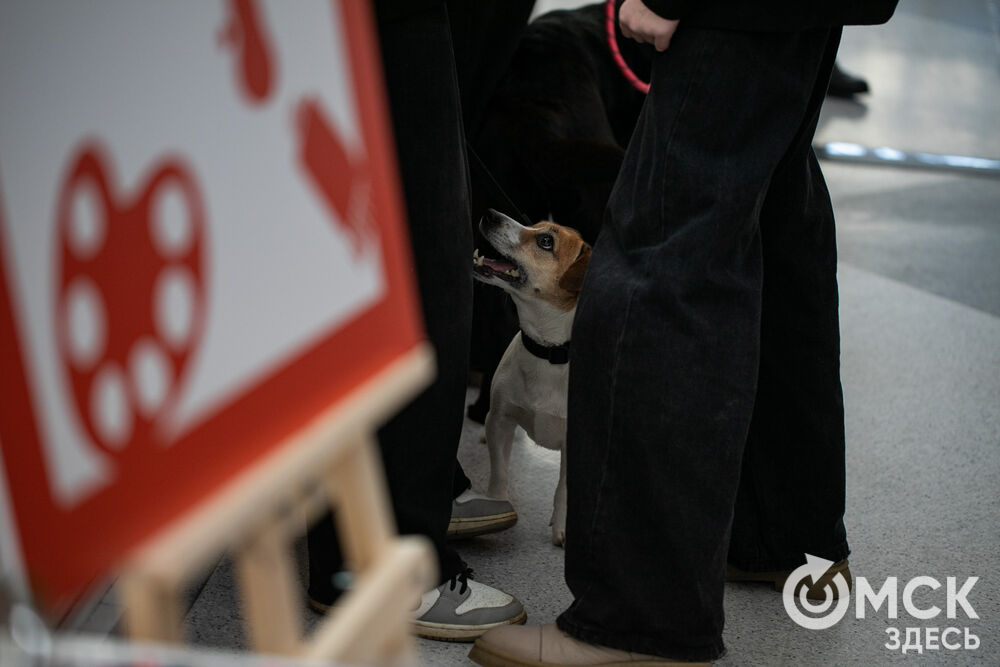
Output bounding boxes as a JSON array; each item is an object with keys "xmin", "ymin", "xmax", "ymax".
[{"xmin": 0, "ymin": 0, "xmax": 384, "ymax": 506}]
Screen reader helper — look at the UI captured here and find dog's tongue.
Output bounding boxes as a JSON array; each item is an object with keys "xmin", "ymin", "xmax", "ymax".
[{"xmin": 482, "ymin": 257, "xmax": 516, "ymax": 272}]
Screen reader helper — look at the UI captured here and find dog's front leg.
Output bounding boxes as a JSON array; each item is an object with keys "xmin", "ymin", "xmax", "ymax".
[
  {"xmin": 485, "ymin": 409, "xmax": 518, "ymax": 500},
  {"xmin": 551, "ymin": 449, "xmax": 568, "ymax": 547}
]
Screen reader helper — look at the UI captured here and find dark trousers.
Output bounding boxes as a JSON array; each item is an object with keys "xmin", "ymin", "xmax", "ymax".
[
  {"xmin": 308, "ymin": 4, "xmax": 469, "ymax": 602},
  {"xmin": 557, "ymin": 26, "xmax": 848, "ymax": 661}
]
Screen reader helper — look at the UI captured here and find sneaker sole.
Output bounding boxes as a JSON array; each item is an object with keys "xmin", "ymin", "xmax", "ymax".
[
  {"xmin": 414, "ymin": 608, "xmax": 527, "ymax": 642},
  {"xmin": 468, "ymin": 641, "xmax": 710, "ymax": 666},
  {"xmin": 447, "ymin": 512, "xmax": 518, "ymax": 539},
  {"xmin": 313, "ymin": 597, "xmax": 528, "ymax": 643}
]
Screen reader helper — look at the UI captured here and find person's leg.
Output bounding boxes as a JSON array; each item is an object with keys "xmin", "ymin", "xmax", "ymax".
[
  {"xmin": 447, "ymin": 0, "xmax": 535, "ymax": 137},
  {"xmin": 728, "ymin": 33, "xmax": 850, "ymax": 576},
  {"xmin": 554, "ymin": 27, "xmax": 843, "ymax": 661},
  {"xmin": 308, "ymin": 2, "xmax": 470, "ymax": 601},
  {"xmin": 446, "ymin": 0, "xmax": 534, "ymax": 534},
  {"xmin": 309, "ymin": 6, "xmax": 526, "ymax": 641},
  {"xmin": 456, "ymin": 0, "xmax": 535, "ymax": 430}
]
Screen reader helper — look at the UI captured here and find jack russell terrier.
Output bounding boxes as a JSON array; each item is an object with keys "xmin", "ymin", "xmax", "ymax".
[{"xmin": 472, "ymin": 209, "xmax": 590, "ymax": 546}]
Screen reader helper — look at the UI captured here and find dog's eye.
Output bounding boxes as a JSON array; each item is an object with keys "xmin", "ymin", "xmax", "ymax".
[{"xmin": 537, "ymin": 234, "xmax": 554, "ymax": 251}]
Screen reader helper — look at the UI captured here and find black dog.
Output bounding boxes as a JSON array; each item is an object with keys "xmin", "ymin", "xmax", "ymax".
[{"xmin": 466, "ymin": 2, "xmax": 653, "ymax": 422}]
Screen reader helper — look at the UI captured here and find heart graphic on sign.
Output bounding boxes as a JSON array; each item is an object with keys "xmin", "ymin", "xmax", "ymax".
[
  {"xmin": 54, "ymin": 144, "xmax": 208, "ymax": 457},
  {"xmin": 295, "ymin": 98, "xmax": 374, "ymax": 258}
]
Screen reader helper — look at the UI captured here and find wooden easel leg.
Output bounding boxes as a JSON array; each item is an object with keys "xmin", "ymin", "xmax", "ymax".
[
  {"xmin": 324, "ymin": 432, "xmax": 395, "ymax": 571},
  {"xmin": 303, "ymin": 432, "xmax": 434, "ymax": 663},
  {"xmin": 110, "ymin": 347, "xmax": 436, "ymax": 662},
  {"xmin": 235, "ymin": 518, "xmax": 303, "ymax": 655},
  {"xmin": 305, "ymin": 537, "xmax": 432, "ymax": 663},
  {"xmin": 118, "ymin": 572, "xmax": 183, "ymax": 643},
  {"xmin": 378, "ymin": 612, "xmax": 414, "ymax": 662}
]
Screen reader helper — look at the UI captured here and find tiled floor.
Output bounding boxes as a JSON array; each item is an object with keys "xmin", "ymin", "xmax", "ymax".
[{"xmin": 87, "ymin": 1, "xmax": 1000, "ymax": 664}]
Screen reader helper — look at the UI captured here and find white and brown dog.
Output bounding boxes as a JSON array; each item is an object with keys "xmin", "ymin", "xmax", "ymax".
[{"xmin": 472, "ymin": 209, "xmax": 590, "ymax": 546}]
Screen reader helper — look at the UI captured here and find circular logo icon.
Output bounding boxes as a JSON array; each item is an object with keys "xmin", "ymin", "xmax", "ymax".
[{"xmin": 783, "ymin": 554, "xmax": 851, "ymax": 630}]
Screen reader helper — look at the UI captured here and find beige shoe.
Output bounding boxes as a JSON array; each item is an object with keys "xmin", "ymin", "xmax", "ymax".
[
  {"xmin": 468, "ymin": 623, "xmax": 711, "ymax": 666},
  {"xmin": 726, "ymin": 558, "xmax": 852, "ymax": 600}
]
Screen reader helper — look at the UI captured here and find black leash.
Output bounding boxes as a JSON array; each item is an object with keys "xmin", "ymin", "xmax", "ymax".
[{"xmin": 466, "ymin": 141, "xmax": 535, "ymax": 227}]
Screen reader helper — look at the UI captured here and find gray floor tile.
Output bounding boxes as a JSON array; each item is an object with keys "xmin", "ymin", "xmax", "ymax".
[{"xmin": 828, "ymin": 164, "xmax": 1000, "ymax": 317}]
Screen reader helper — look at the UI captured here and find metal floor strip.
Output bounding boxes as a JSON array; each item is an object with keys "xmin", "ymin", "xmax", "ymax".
[{"xmin": 815, "ymin": 141, "xmax": 1000, "ymax": 177}]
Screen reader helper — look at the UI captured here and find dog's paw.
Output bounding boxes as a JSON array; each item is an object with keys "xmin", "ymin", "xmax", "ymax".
[{"xmin": 550, "ymin": 509, "xmax": 567, "ymax": 548}]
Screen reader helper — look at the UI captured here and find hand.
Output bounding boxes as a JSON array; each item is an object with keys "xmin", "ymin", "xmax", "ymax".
[{"xmin": 618, "ymin": 0, "xmax": 679, "ymax": 52}]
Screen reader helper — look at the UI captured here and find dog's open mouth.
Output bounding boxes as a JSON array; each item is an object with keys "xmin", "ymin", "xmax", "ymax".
[{"xmin": 473, "ymin": 248, "xmax": 522, "ymax": 283}]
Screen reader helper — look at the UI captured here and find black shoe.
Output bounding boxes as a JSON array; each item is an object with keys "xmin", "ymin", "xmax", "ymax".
[
  {"xmin": 827, "ymin": 63, "xmax": 869, "ymax": 98},
  {"xmin": 467, "ymin": 399, "xmax": 489, "ymax": 424}
]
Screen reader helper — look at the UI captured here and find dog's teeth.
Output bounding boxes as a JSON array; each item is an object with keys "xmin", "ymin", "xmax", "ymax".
[
  {"xmin": 473, "ymin": 248, "xmax": 481, "ymax": 259},
  {"xmin": 509, "ymin": 269, "xmax": 520, "ymax": 278}
]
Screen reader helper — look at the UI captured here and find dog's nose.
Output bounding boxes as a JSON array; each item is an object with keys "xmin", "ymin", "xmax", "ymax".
[
  {"xmin": 480, "ymin": 208, "xmax": 503, "ymax": 233},
  {"xmin": 482, "ymin": 208, "xmax": 514, "ymax": 229}
]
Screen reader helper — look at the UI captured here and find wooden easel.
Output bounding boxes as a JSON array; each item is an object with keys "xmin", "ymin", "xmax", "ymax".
[{"xmin": 118, "ymin": 345, "xmax": 436, "ymax": 664}]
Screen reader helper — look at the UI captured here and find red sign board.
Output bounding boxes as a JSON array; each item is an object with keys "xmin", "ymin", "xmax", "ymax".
[{"xmin": 0, "ymin": 0, "xmax": 422, "ymax": 611}]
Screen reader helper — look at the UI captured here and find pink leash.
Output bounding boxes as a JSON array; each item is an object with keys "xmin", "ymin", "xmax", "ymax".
[{"xmin": 605, "ymin": 0, "xmax": 649, "ymax": 94}]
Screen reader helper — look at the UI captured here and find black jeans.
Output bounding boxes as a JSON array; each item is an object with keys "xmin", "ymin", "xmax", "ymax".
[
  {"xmin": 557, "ymin": 27, "xmax": 849, "ymax": 661},
  {"xmin": 307, "ymin": 3, "xmax": 469, "ymax": 603}
]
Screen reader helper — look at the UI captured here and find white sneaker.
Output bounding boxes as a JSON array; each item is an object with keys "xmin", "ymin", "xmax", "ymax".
[
  {"xmin": 447, "ymin": 489, "xmax": 518, "ymax": 539},
  {"xmin": 413, "ymin": 568, "xmax": 526, "ymax": 642}
]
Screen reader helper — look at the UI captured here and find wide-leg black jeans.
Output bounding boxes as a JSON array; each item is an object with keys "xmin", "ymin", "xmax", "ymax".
[{"xmin": 558, "ymin": 26, "xmax": 849, "ymax": 661}]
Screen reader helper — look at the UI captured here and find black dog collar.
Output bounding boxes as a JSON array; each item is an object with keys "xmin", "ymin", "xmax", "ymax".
[{"xmin": 520, "ymin": 330, "xmax": 570, "ymax": 365}]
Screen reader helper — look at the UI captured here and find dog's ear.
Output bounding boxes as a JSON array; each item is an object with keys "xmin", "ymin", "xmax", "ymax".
[{"xmin": 558, "ymin": 243, "xmax": 591, "ymax": 294}]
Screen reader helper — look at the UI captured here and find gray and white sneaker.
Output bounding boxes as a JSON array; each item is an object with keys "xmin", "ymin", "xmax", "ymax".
[
  {"xmin": 447, "ymin": 489, "xmax": 518, "ymax": 539},
  {"xmin": 413, "ymin": 568, "xmax": 526, "ymax": 642}
]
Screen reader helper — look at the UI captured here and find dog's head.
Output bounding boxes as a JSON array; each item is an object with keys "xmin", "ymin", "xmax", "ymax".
[{"xmin": 473, "ymin": 209, "xmax": 591, "ymax": 311}]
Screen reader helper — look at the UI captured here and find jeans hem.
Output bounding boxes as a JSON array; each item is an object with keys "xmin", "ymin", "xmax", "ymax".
[{"xmin": 556, "ymin": 612, "xmax": 725, "ymax": 662}]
